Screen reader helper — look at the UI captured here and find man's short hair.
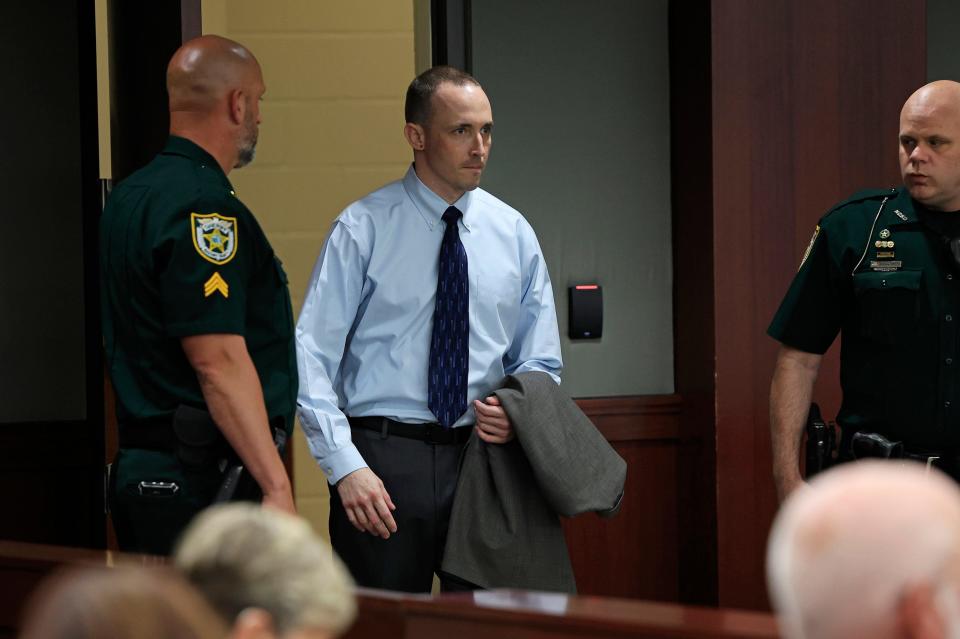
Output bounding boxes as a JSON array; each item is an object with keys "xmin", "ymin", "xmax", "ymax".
[
  {"xmin": 405, "ymin": 65, "xmax": 481, "ymax": 126},
  {"xmin": 174, "ymin": 503, "xmax": 356, "ymax": 637}
]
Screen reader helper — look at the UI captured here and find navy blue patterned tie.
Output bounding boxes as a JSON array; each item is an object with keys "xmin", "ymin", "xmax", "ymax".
[{"xmin": 428, "ymin": 206, "xmax": 469, "ymax": 428}]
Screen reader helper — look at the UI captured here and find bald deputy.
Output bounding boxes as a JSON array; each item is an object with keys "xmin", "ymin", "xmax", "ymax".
[
  {"xmin": 101, "ymin": 35, "xmax": 296, "ymax": 555},
  {"xmin": 769, "ymin": 80, "xmax": 960, "ymax": 500}
]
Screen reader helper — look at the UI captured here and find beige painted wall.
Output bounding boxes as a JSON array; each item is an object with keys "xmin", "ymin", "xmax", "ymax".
[{"xmin": 202, "ymin": 1, "xmax": 416, "ymax": 537}]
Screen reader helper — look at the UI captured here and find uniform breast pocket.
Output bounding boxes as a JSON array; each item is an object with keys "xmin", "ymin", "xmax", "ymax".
[
  {"xmin": 852, "ymin": 269, "xmax": 922, "ymax": 344},
  {"xmin": 471, "ymin": 271, "xmax": 522, "ymax": 341}
]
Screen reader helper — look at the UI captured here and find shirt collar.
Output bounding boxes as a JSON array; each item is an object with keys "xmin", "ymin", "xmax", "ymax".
[
  {"xmin": 401, "ymin": 164, "xmax": 475, "ymax": 232},
  {"xmin": 894, "ymin": 188, "xmax": 960, "ymax": 225},
  {"xmin": 885, "ymin": 186, "xmax": 919, "ymax": 227},
  {"xmin": 161, "ymin": 135, "xmax": 235, "ymax": 192}
]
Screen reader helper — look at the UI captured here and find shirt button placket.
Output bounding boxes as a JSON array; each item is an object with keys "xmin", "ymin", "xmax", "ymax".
[{"xmin": 944, "ymin": 272, "xmax": 959, "ymax": 427}]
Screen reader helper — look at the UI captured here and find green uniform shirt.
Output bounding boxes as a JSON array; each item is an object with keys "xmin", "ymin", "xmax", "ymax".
[
  {"xmin": 769, "ymin": 186, "xmax": 960, "ymax": 447},
  {"xmin": 101, "ymin": 136, "xmax": 296, "ymax": 433}
]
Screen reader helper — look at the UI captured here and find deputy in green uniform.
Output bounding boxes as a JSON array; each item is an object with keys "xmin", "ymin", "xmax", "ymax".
[
  {"xmin": 100, "ymin": 35, "xmax": 296, "ymax": 554},
  {"xmin": 770, "ymin": 80, "xmax": 960, "ymax": 500}
]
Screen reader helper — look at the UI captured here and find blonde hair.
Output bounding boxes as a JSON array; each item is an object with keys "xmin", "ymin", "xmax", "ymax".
[
  {"xmin": 175, "ymin": 503, "xmax": 356, "ymax": 636},
  {"xmin": 19, "ymin": 565, "xmax": 227, "ymax": 639}
]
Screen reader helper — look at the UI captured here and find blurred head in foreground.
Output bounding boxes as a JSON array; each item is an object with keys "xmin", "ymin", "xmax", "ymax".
[
  {"xmin": 18, "ymin": 564, "xmax": 226, "ymax": 639},
  {"xmin": 175, "ymin": 503, "xmax": 356, "ymax": 639},
  {"xmin": 768, "ymin": 461, "xmax": 960, "ymax": 639}
]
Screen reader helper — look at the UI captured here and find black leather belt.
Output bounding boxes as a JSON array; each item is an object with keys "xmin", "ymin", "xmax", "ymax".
[{"xmin": 349, "ymin": 416, "xmax": 472, "ymax": 445}]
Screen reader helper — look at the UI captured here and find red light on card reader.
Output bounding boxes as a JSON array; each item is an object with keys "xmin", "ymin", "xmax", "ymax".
[{"xmin": 575, "ymin": 285, "xmax": 599, "ymax": 290}]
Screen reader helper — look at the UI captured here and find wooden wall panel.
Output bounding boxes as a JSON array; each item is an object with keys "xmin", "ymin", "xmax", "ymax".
[
  {"xmin": 565, "ymin": 396, "xmax": 680, "ymax": 601},
  {"xmin": 707, "ymin": 0, "xmax": 927, "ymax": 609}
]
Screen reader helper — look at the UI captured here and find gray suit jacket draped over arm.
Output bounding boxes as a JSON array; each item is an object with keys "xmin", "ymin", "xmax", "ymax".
[{"xmin": 441, "ymin": 371, "xmax": 626, "ymax": 593}]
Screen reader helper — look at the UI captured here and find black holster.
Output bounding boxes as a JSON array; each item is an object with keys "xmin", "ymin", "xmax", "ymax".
[
  {"xmin": 805, "ymin": 403, "xmax": 837, "ymax": 478},
  {"xmin": 171, "ymin": 405, "xmax": 287, "ymax": 502},
  {"xmin": 172, "ymin": 405, "xmax": 232, "ymax": 471}
]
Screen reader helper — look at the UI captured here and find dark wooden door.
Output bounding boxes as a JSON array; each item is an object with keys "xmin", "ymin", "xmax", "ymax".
[{"xmin": 0, "ymin": 0, "xmax": 104, "ymax": 548}]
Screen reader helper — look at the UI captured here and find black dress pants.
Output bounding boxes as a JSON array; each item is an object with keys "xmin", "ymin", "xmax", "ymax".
[{"xmin": 329, "ymin": 426, "xmax": 467, "ymax": 593}]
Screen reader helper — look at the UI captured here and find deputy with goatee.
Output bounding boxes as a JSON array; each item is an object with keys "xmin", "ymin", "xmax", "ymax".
[{"xmin": 101, "ymin": 35, "xmax": 296, "ymax": 555}]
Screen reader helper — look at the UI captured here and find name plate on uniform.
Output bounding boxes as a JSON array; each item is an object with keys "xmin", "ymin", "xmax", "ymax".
[{"xmin": 870, "ymin": 260, "xmax": 902, "ymax": 272}]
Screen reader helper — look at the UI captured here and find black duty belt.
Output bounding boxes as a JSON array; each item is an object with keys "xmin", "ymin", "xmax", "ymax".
[
  {"xmin": 349, "ymin": 416, "xmax": 472, "ymax": 445},
  {"xmin": 118, "ymin": 416, "xmax": 178, "ymax": 452},
  {"xmin": 901, "ymin": 449, "xmax": 960, "ymax": 470},
  {"xmin": 842, "ymin": 430, "xmax": 960, "ymax": 471},
  {"xmin": 119, "ymin": 411, "xmax": 286, "ymax": 453}
]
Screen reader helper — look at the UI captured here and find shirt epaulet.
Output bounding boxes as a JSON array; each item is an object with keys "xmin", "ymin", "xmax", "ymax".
[
  {"xmin": 817, "ymin": 187, "xmax": 902, "ymax": 229},
  {"xmin": 826, "ymin": 187, "xmax": 899, "ymax": 214}
]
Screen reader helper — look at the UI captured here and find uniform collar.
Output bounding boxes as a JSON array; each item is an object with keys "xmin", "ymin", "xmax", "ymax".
[
  {"xmin": 401, "ymin": 164, "xmax": 475, "ymax": 232},
  {"xmin": 885, "ymin": 186, "xmax": 920, "ymax": 227},
  {"xmin": 161, "ymin": 136, "xmax": 235, "ymax": 192}
]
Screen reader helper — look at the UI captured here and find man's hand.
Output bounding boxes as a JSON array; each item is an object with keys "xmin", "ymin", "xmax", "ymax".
[
  {"xmin": 336, "ymin": 467, "xmax": 397, "ymax": 539},
  {"xmin": 182, "ymin": 334, "xmax": 296, "ymax": 515},
  {"xmin": 261, "ymin": 486, "xmax": 297, "ymax": 516},
  {"xmin": 474, "ymin": 396, "xmax": 515, "ymax": 444}
]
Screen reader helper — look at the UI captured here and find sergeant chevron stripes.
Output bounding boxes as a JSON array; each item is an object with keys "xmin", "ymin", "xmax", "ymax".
[{"xmin": 203, "ymin": 272, "xmax": 229, "ymax": 298}]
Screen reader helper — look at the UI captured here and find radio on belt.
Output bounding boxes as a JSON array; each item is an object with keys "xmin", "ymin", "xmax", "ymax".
[{"xmin": 568, "ymin": 284, "xmax": 602, "ymax": 339}]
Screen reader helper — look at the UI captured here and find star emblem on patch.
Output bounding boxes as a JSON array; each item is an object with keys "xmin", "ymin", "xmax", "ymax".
[{"xmin": 191, "ymin": 213, "xmax": 237, "ymax": 264}]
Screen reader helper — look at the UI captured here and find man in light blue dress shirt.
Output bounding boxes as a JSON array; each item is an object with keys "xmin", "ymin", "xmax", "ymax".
[{"xmin": 296, "ymin": 66, "xmax": 563, "ymax": 592}]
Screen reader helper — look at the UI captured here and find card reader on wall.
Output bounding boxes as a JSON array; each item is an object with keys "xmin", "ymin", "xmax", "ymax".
[{"xmin": 568, "ymin": 284, "xmax": 603, "ymax": 339}]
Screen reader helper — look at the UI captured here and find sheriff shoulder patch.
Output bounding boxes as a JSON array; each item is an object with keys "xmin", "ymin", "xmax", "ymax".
[
  {"xmin": 191, "ymin": 213, "xmax": 237, "ymax": 265},
  {"xmin": 799, "ymin": 225, "xmax": 820, "ymax": 271}
]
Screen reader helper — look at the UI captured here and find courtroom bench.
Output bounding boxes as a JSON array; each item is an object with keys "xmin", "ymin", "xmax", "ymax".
[
  {"xmin": 0, "ymin": 540, "xmax": 779, "ymax": 639},
  {"xmin": 347, "ymin": 588, "xmax": 779, "ymax": 639}
]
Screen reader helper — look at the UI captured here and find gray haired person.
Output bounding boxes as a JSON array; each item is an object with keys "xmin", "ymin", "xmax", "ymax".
[
  {"xmin": 768, "ymin": 461, "xmax": 960, "ymax": 639},
  {"xmin": 175, "ymin": 503, "xmax": 356, "ymax": 639}
]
